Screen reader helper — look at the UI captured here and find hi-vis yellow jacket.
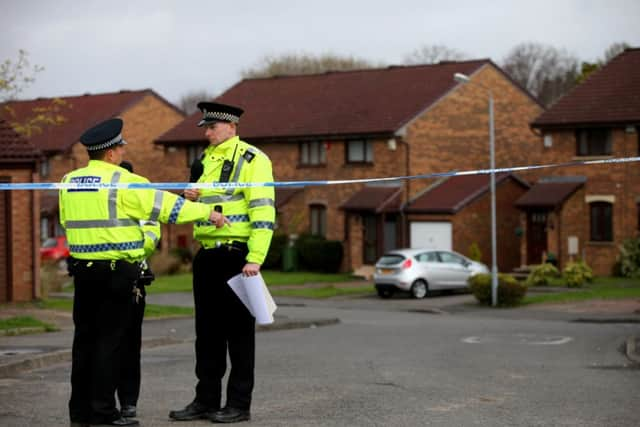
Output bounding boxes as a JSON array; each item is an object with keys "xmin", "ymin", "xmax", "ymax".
[
  {"xmin": 60, "ymin": 160, "xmax": 213, "ymax": 261},
  {"xmin": 194, "ymin": 136, "xmax": 275, "ymax": 265}
]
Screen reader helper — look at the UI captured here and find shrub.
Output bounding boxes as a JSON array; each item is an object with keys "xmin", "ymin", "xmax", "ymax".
[
  {"xmin": 149, "ymin": 251, "xmax": 183, "ymax": 275},
  {"xmin": 563, "ymin": 260, "xmax": 593, "ymax": 288},
  {"xmin": 263, "ymin": 233, "xmax": 288, "ymax": 270},
  {"xmin": 468, "ymin": 273, "xmax": 527, "ymax": 306},
  {"xmin": 467, "ymin": 242, "xmax": 482, "ymax": 262},
  {"xmin": 618, "ymin": 237, "xmax": 640, "ymax": 278},
  {"xmin": 525, "ymin": 263, "xmax": 560, "ymax": 286},
  {"xmin": 295, "ymin": 233, "xmax": 343, "ymax": 273}
]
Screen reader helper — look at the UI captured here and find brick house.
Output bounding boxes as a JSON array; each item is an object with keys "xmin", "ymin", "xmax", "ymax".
[
  {"xmin": 156, "ymin": 60, "xmax": 544, "ymax": 272},
  {"xmin": 523, "ymin": 48, "xmax": 640, "ymax": 275},
  {"xmin": 2, "ymin": 90, "xmax": 186, "ymax": 250},
  {"xmin": 0, "ymin": 120, "xmax": 41, "ymax": 302}
]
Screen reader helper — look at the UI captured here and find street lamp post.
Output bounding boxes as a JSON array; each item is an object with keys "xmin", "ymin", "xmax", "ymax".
[{"xmin": 453, "ymin": 72, "xmax": 498, "ymax": 306}]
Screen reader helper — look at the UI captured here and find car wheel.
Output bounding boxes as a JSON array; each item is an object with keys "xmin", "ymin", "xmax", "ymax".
[
  {"xmin": 377, "ymin": 288, "xmax": 394, "ymax": 299},
  {"xmin": 410, "ymin": 280, "xmax": 428, "ymax": 299}
]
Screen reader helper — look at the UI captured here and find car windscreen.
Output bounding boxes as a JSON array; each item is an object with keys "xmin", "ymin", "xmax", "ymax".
[
  {"xmin": 377, "ymin": 254, "xmax": 405, "ymax": 266},
  {"xmin": 41, "ymin": 238, "xmax": 57, "ymax": 248}
]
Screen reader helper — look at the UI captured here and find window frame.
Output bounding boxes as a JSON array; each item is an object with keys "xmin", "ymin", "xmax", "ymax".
[
  {"xmin": 346, "ymin": 139, "xmax": 374, "ymax": 164},
  {"xmin": 589, "ymin": 201, "xmax": 613, "ymax": 242},
  {"xmin": 309, "ymin": 204, "xmax": 327, "ymax": 237},
  {"xmin": 575, "ymin": 128, "xmax": 612, "ymax": 156},
  {"xmin": 299, "ymin": 141, "xmax": 326, "ymax": 166}
]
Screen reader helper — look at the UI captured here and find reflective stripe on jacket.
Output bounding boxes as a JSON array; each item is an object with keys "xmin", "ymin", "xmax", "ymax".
[
  {"xmin": 194, "ymin": 136, "xmax": 275, "ymax": 264},
  {"xmin": 60, "ymin": 160, "xmax": 213, "ymax": 261}
]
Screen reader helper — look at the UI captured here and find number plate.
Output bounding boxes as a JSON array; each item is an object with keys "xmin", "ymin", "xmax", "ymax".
[{"xmin": 380, "ymin": 268, "xmax": 394, "ymax": 275}]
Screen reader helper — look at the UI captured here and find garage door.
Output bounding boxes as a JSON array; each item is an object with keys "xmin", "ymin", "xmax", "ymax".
[{"xmin": 410, "ymin": 222, "xmax": 452, "ymax": 250}]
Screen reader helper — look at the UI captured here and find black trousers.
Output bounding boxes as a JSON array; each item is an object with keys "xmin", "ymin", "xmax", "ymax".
[
  {"xmin": 192, "ymin": 245, "xmax": 255, "ymax": 411},
  {"xmin": 68, "ymin": 260, "xmax": 138, "ymax": 424},
  {"xmin": 117, "ymin": 285, "xmax": 146, "ymax": 408}
]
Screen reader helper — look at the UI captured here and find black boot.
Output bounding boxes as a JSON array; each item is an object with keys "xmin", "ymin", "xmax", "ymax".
[
  {"xmin": 210, "ymin": 407, "xmax": 251, "ymax": 423},
  {"xmin": 169, "ymin": 401, "xmax": 217, "ymax": 421}
]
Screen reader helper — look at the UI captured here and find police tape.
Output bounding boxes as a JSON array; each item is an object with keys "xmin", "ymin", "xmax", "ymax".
[{"xmin": 1, "ymin": 156, "xmax": 639, "ymax": 191}]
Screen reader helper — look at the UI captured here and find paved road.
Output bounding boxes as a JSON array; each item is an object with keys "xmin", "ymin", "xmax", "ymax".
[{"xmin": 1, "ymin": 295, "xmax": 639, "ymax": 426}]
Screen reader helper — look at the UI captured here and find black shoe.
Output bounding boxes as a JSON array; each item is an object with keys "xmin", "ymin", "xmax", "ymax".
[
  {"xmin": 120, "ymin": 405, "xmax": 137, "ymax": 418},
  {"xmin": 210, "ymin": 407, "xmax": 251, "ymax": 423},
  {"xmin": 93, "ymin": 417, "xmax": 140, "ymax": 426},
  {"xmin": 169, "ymin": 401, "xmax": 217, "ymax": 421},
  {"xmin": 69, "ymin": 422, "xmax": 89, "ymax": 427}
]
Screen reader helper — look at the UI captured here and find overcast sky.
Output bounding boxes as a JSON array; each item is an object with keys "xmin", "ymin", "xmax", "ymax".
[{"xmin": 2, "ymin": 0, "xmax": 639, "ymax": 106}]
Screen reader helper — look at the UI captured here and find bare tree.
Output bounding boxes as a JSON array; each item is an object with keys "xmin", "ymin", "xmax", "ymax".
[
  {"xmin": 403, "ymin": 44, "xmax": 468, "ymax": 65},
  {"xmin": 1, "ymin": 50, "xmax": 69, "ymax": 137},
  {"xmin": 241, "ymin": 53, "xmax": 376, "ymax": 79},
  {"xmin": 603, "ymin": 41, "xmax": 631, "ymax": 63},
  {"xmin": 179, "ymin": 89, "xmax": 215, "ymax": 115},
  {"xmin": 501, "ymin": 42, "xmax": 579, "ymax": 107}
]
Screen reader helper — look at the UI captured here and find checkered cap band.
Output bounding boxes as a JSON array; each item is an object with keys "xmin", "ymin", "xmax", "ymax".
[
  {"xmin": 86, "ymin": 133, "xmax": 125, "ymax": 151},
  {"xmin": 203, "ymin": 111, "xmax": 240, "ymax": 123}
]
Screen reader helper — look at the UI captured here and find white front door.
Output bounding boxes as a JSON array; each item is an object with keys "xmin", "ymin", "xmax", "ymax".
[{"xmin": 410, "ymin": 222, "xmax": 452, "ymax": 250}]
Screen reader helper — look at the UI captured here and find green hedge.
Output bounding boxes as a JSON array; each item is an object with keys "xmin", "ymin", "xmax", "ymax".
[
  {"xmin": 468, "ymin": 273, "xmax": 527, "ymax": 306},
  {"xmin": 295, "ymin": 234, "xmax": 344, "ymax": 273},
  {"xmin": 262, "ymin": 234, "xmax": 288, "ymax": 270}
]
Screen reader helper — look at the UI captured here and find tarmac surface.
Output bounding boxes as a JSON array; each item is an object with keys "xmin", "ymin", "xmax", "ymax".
[{"xmin": 1, "ymin": 288, "xmax": 639, "ymax": 426}]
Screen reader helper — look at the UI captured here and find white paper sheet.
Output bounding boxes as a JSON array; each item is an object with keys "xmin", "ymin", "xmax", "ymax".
[{"xmin": 227, "ymin": 273, "xmax": 277, "ymax": 325}]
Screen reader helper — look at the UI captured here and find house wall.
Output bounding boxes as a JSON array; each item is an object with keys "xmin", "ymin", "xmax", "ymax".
[
  {"xmin": 258, "ymin": 138, "xmax": 407, "ymax": 271},
  {"xmin": 531, "ymin": 127, "xmax": 640, "ymax": 275},
  {"xmin": 407, "ymin": 178, "xmax": 527, "ymax": 272},
  {"xmin": 0, "ymin": 166, "xmax": 39, "ymax": 302},
  {"xmin": 404, "ymin": 64, "xmax": 545, "ymax": 199}
]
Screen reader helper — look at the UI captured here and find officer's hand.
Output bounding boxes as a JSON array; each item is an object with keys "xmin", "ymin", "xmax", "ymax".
[
  {"xmin": 183, "ymin": 188, "xmax": 200, "ymax": 201},
  {"xmin": 208, "ymin": 210, "xmax": 231, "ymax": 228},
  {"xmin": 242, "ymin": 262, "xmax": 260, "ymax": 277}
]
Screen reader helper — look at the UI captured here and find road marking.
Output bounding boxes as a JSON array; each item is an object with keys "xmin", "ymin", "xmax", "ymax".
[{"xmin": 462, "ymin": 334, "xmax": 573, "ymax": 345}]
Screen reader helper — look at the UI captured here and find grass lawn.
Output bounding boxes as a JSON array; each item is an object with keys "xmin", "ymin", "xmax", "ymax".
[
  {"xmin": 35, "ymin": 298, "xmax": 193, "ymax": 317},
  {"xmin": 148, "ymin": 270, "xmax": 359, "ymax": 294},
  {"xmin": 523, "ymin": 276, "xmax": 640, "ymax": 305},
  {"xmin": 0, "ymin": 316, "xmax": 58, "ymax": 333}
]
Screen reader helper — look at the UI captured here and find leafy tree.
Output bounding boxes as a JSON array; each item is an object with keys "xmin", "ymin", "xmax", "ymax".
[
  {"xmin": 241, "ymin": 53, "xmax": 376, "ymax": 79},
  {"xmin": 1, "ymin": 50, "xmax": 69, "ymax": 137},
  {"xmin": 403, "ymin": 44, "xmax": 468, "ymax": 65},
  {"xmin": 178, "ymin": 89, "xmax": 215, "ymax": 115},
  {"xmin": 501, "ymin": 42, "xmax": 579, "ymax": 107}
]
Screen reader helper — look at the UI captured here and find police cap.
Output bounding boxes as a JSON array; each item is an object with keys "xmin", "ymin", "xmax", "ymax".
[
  {"xmin": 196, "ymin": 102, "xmax": 244, "ymax": 127},
  {"xmin": 80, "ymin": 118, "xmax": 127, "ymax": 151}
]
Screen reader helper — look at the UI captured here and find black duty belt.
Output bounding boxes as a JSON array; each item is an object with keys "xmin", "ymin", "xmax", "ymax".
[{"xmin": 208, "ymin": 240, "xmax": 248, "ymax": 252}]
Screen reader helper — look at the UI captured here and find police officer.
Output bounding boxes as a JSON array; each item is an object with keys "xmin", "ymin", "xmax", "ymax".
[
  {"xmin": 169, "ymin": 102, "xmax": 275, "ymax": 423},
  {"xmin": 115, "ymin": 161, "xmax": 154, "ymax": 420},
  {"xmin": 61, "ymin": 118, "xmax": 229, "ymax": 427}
]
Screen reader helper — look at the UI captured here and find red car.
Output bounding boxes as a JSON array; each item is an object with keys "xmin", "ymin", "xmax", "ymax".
[{"xmin": 40, "ymin": 236, "xmax": 70, "ymax": 262}]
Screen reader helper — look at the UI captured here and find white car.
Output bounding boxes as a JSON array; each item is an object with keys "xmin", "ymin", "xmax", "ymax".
[{"xmin": 373, "ymin": 248, "xmax": 489, "ymax": 298}]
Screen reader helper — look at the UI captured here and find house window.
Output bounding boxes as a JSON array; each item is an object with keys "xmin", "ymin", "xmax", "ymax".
[
  {"xmin": 576, "ymin": 128, "xmax": 612, "ymax": 156},
  {"xmin": 40, "ymin": 158, "xmax": 50, "ymax": 178},
  {"xmin": 347, "ymin": 140, "xmax": 373, "ymax": 163},
  {"xmin": 187, "ymin": 145, "xmax": 203, "ymax": 168},
  {"xmin": 310, "ymin": 204, "xmax": 326, "ymax": 237},
  {"xmin": 299, "ymin": 141, "xmax": 326, "ymax": 166},
  {"xmin": 590, "ymin": 201, "xmax": 613, "ymax": 242}
]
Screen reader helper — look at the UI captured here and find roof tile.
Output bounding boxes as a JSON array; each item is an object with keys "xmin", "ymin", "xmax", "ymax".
[
  {"xmin": 532, "ymin": 48, "xmax": 640, "ymax": 127},
  {"xmin": 158, "ymin": 60, "xmax": 490, "ymax": 143}
]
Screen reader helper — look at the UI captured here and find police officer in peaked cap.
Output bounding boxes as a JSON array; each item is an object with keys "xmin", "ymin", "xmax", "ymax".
[
  {"xmin": 169, "ymin": 102, "xmax": 275, "ymax": 423},
  {"xmin": 62, "ymin": 118, "xmax": 230, "ymax": 427}
]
